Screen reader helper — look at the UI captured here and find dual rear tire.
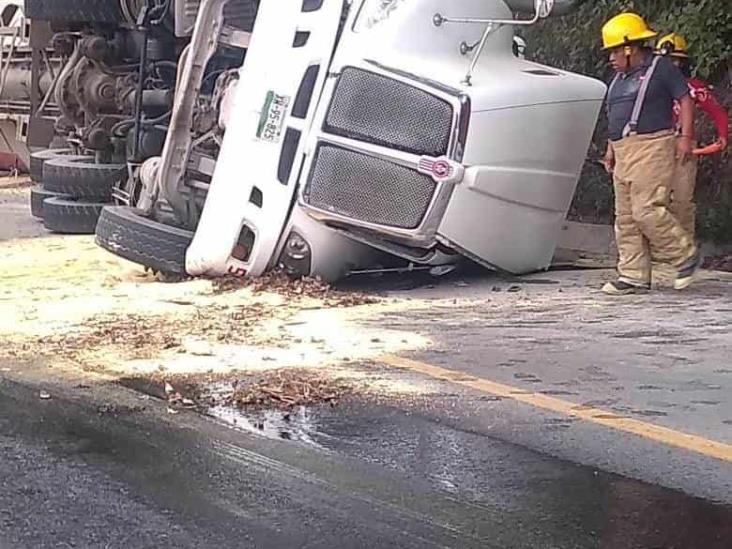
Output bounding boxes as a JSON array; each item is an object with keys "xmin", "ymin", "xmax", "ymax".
[
  {"xmin": 29, "ymin": 149, "xmax": 125, "ymax": 235},
  {"xmin": 31, "ymin": 149, "xmax": 197, "ymax": 276}
]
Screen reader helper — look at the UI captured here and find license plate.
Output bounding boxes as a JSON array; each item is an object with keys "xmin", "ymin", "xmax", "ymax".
[{"xmin": 256, "ymin": 91, "xmax": 290, "ymax": 143}]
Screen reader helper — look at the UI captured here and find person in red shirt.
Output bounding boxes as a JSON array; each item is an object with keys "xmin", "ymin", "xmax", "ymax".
[{"xmin": 656, "ymin": 33, "xmax": 729, "ymax": 240}]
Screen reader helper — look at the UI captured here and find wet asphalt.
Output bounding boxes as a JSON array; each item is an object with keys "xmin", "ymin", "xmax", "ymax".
[
  {"xmin": 1, "ymin": 359, "xmax": 731, "ymax": 549},
  {"xmin": 2, "ymin": 187, "xmax": 731, "ymax": 548},
  {"xmin": 356, "ymin": 267, "xmax": 732, "ymax": 505}
]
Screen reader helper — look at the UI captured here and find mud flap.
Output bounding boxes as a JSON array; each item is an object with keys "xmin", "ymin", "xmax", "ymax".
[{"xmin": 185, "ymin": 0, "xmax": 346, "ymax": 277}]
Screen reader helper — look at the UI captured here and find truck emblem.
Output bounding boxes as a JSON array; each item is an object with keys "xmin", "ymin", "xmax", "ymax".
[{"xmin": 417, "ymin": 156, "xmax": 465, "ymax": 184}]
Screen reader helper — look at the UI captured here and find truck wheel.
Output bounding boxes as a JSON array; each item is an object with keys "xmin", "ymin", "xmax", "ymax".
[
  {"xmin": 43, "ymin": 157, "xmax": 126, "ymax": 200},
  {"xmin": 30, "ymin": 187, "xmax": 70, "ymax": 219},
  {"xmin": 29, "ymin": 148, "xmax": 74, "ymax": 183},
  {"xmin": 95, "ymin": 207, "xmax": 194, "ymax": 275},
  {"xmin": 42, "ymin": 197, "xmax": 108, "ymax": 234}
]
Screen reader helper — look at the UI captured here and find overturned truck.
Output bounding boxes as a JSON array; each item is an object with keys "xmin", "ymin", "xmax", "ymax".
[
  {"xmin": 57, "ymin": 0, "xmax": 605, "ymax": 281},
  {"xmin": 22, "ymin": 0, "xmax": 252, "ymax": 232}
]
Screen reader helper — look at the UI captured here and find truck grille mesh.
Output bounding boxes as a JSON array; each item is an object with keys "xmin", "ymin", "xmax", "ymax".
[
  {"xmin": 324, "ymin": 68, "xmax": 453, "ymax": 157},
  {"xmin": 304, "ymin": 144, "xmax": 436, "ymax": 230}
]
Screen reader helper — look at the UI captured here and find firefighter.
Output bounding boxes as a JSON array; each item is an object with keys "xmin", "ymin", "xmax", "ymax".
[
  {"xmin": 600, "ymin": 13, "xmax": 699, "ymax": 295},
  {"xmin": 656, "ymin": 32, "xmax": 729, "ymax": 239}
]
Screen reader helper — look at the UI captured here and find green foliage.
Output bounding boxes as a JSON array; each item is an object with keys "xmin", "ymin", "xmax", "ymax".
[
  {"xmin": 523, "ymin": 0, "xmax": 732, "ymax": 243},
  {"xmin": 656, "ymin": 0, "xmax": 732, "ymax": 79},
  {"xmin": 525, "ymin": 0, "xmax": 732, "ymax": 80}
]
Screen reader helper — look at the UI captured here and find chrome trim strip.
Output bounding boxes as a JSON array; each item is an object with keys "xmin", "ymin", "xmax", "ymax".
[{"xmin": 299, "ymin": 62, "xmax": 471, "ymax": 246}]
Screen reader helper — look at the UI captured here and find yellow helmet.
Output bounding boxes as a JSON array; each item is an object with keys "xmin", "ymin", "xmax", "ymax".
[
  {"xmin": 602, "ymin": 13, "xmax": 658, "ymax": 50},
  {"xmin": 656, "ymin": 33, "xmax": 689, "ymax": 58}
]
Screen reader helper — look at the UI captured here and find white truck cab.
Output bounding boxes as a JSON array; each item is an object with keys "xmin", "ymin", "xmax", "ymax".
[{"xmin": 96, "ymin": 0, "xmax": 606, "ymax": 281}]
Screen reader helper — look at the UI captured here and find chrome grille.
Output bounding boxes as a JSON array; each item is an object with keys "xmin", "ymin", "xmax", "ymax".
[
  {"xmin": 324, "ymin": 68, "xmax": 453, "ymax": 157},
  {"xmin": 304, "ymin": 144, "xmax": 436, "ymax": 230}
]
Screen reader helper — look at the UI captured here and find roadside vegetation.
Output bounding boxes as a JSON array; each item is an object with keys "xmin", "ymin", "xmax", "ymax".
[{"xmin": 525, "ymin": 0, "xmax": 731, "ymax": 243}]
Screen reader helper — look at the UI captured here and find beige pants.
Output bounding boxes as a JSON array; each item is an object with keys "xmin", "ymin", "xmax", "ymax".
[
  {"xmin": 669, "ymin": 151, "xmax": 699, "ymax": 239},
  {"xmin": 612, "ymin": 131, "xmax": 697, "ymax": 285}
]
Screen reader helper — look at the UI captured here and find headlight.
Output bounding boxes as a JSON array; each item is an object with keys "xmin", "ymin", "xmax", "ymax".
[
  {"xmin": 278, "ymin": 231, "xmax": 312, "ymax": 277},
  {"xmin": 285, "ymin": 232, "xmax": 310, "ymax": 260},
  {"xmin": 354, "ymin": 0, "xmax": 406, "ymax": 32}
]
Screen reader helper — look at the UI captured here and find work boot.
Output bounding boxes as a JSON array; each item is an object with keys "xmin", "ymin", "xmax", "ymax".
[
  {"xmin": 601, "ymin": 280, "xmax": 651, "ymax": 295},
  {"xmin": 674, "ymin": 253, "xmax": 701, "ymax": 290}
]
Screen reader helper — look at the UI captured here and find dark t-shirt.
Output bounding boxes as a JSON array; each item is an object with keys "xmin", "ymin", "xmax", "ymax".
[{"xmin": 607, "ymin": 54, "xmax": 689, "ymax": 141}]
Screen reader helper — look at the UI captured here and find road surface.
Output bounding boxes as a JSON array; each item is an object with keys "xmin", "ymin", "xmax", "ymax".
[{"xmin": 1, "ymin": 186, "xmax": 731, "ymax": 548}]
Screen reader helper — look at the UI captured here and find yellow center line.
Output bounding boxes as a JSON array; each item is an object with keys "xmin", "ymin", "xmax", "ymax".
[{"xmin": 379, "ymin": 354, "xmax": 732, "ymax": 463}]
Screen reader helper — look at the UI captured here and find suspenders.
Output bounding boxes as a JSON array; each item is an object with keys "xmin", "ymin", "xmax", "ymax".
[{"xmin": 608, "ymin": 55, "xmax": 662, "ymax": 138}]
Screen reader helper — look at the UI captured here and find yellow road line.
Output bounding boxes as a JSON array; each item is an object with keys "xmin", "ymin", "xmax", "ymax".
[{"xmin": 380, "ymin": 354, "xmax": 732, "ymax": 463}]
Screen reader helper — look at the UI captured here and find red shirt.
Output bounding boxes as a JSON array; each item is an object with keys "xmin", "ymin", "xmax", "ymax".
[{"xmin": 673, "ymin": 77, "xmax": 729, "ymax": 141}]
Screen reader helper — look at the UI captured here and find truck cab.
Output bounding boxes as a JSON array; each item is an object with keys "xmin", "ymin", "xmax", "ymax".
[{"xmin": 94, "ymin": 0, "xmax": 606, "ymax": 281}]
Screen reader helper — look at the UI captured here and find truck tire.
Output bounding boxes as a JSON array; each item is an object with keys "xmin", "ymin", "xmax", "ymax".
[
  {"xmin": 43, "ymin": 157, "xmax": 126, "ymax": 200},
  {"xmin": 30, "ymin": 187, "xmax": 70, "ymax": 219},
  {"xmin": 95, "ymin": 207, "xmax": 194, "ymax": 275},
  {"xmin": 42, "ymin": 197, "xmax": 108, "ymax": 234},
  {"xmin": 29, "ymin": 148, "xmax": 74, "ymax": 183}
]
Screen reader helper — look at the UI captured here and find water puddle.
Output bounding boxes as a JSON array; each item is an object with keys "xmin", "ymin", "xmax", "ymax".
[
  {"xmin": 119, "ymin": 375, "xmax": 332, "ymax": 447},
  {"xmin": 208, "ymin": 404, "xmax": 327, "ymax": 448}
]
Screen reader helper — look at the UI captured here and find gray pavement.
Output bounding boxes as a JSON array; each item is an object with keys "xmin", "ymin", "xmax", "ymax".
[
  {"xmin": 0, "ymin": 185, "xmax": 46, "ymax": 241},
  {"xmin": 1, "ymin": 187, "xmax": 731, "ymax": 547},
  {"xmin": 1, "ymin": 368, "xmax": 731, "ymax": 549},
  {"xmin": 361, "ymin": 267, "xmax": 732, "ymax": 502}
]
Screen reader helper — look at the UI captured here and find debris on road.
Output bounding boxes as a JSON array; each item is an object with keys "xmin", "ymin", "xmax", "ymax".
[
  {"xmin": 212, "ymin": 271, "xmax": 378, "ymax": 307},
  {"xmin": 165, "ymin": 381, "xmax": 197, "ymax": 410},
  {"xmin": 114, "ymin": 361, "xmax": 437, "ymax": 434},
  {"xmin": 0, "ymin": 227, "xmax": 439, "ymax": 383},
  {"xmin": 118, "ymin": 375, "xmax": 204, "ymax": 408},
  {"xmin": 39, "ymin": 390, "xmax": 51, "ymax": 400},
  {"xmin": 225, "ymin": 370, "xmax": 352, "ymax": 410},
  {"xmin": 96, "ymin": 404, "xmax": 146, "ymax": 417}
]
